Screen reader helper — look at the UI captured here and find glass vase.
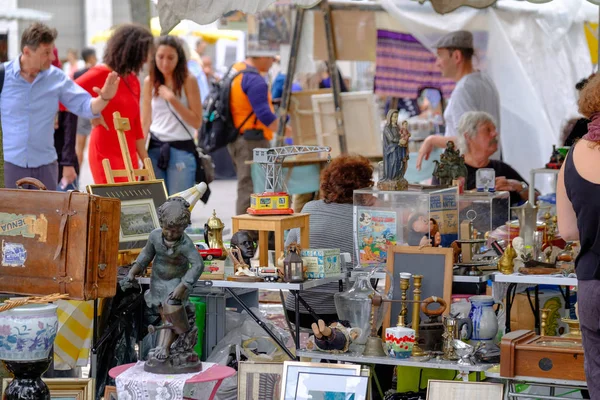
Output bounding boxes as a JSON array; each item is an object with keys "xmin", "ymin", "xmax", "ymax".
[{"xmin": 334, "ymin": 273, "xmax": 387, "ymax": 345}]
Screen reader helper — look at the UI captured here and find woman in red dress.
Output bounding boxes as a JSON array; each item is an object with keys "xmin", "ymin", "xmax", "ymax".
[{"xmin": 76, "ymin": 24, "xmax": 154, "ymax": 183}]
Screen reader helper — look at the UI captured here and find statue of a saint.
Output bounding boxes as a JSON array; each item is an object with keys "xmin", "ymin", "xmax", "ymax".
[
  {"xmin": 121, "ymin": 197, "xmax": 204, "ymax": 374},
  {"xmin": 378, "ymin": 110, "xmax": 409, "ymax": 191}
]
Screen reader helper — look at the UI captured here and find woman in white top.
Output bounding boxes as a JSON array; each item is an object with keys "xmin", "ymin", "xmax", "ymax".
[{"xmin": 142, "ymin": 36, "xmax": 202, "ymax": 195}]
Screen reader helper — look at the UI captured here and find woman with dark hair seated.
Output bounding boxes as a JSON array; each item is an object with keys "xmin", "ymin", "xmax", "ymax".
[{"xmin": 284, "ymin": 155, "xmax": 374, "ymax": 329}]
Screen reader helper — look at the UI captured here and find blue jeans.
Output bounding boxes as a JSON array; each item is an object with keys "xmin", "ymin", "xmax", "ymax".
[{"xmin": 149, "ymin": 146, "xmax": 197, "ymax": 195}]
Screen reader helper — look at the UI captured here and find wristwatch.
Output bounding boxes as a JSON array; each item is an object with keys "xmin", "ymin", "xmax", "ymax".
[{"xmin": 518, "ymin": 182, "xmax": 528, "ymax": 193}]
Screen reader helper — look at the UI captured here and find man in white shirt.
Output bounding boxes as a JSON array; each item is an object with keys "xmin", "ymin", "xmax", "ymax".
[{"xmin": 417, "ymin": 30, "xmax": 500, "ymax": 169}]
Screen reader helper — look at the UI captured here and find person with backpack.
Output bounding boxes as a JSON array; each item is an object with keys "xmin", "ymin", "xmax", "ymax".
[
  {"xmin": 225, "ymin": 53, "xmax": 291, "ymax": 215},
  {"xmin": 141, "ymin": 36, "xmax": 202, "ymax": 195}
]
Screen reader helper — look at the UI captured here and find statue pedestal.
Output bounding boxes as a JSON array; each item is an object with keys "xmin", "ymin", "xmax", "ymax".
[{"xmin": 377, "ymin": 178, "xmax": 408, "ymax": 191}]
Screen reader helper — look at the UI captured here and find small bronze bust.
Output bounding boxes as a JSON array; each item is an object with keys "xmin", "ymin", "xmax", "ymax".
[
  {"xmin": 378, "ymin": 110, "xmax": 410, "ymax": 191},
  {"xmin": 230, "ymin": 231, "xmax": 256, "ymax": 267},
  {"xmin": 120, "ymin": 197, "xmax": 204, "ymax": 374}
]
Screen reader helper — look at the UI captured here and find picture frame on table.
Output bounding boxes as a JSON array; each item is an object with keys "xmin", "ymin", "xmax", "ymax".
[
  {"xmin": 295, "ymin": 372, "xmax": 369, "ymax": 400},
  {"xmin": 2, "ymin": 378, "xmax": 94, "ymax": 400},
  {"xmin": 280, "ymin": 361, "xmax": 361, "ymax": 400},
  {"xmin": 426, "ymin": 380, "xmax": 504, "ymax": 400},
  {"xmin": 237, "ymin": 361, "xmax": 284, "ymax": 400},
  {"xmin": 87, "ymin": 180, "xmax": 168, "ymax": 252},
  {"xmin": 104, "ymin": 385, "xmax": 117, "ymax": 400}
]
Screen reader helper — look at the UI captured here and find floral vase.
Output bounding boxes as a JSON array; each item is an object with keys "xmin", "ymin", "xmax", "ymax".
[
  {"xmin": 0, "ymin": 303, "xmax": 58, "ymax": 400},
  {"xmin": 0, "ymin": 304, "xmax": 58, "ymax": 361},
  {"xmin": 385, "ymin": 326, "xmax": 415, "ymax": 359},
  {"xmin": 334, "ymin": 273, "xmax": 386, "ymax": 345}
]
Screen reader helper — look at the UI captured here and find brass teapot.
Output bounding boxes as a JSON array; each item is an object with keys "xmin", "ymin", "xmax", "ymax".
[{"xmin": 204, "ymin": 210, "xmax": 228, "ymax": 260}]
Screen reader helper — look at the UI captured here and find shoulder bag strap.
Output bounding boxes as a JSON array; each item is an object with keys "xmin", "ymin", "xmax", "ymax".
[{"xmin": 0, "ymin": 63, "xmax": 5, "ymax": 95}]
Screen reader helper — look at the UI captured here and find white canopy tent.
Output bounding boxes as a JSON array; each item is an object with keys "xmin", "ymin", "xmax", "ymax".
[{"xmin": 0, "ymin": 8, "xmax": 52, "ymax": 22}]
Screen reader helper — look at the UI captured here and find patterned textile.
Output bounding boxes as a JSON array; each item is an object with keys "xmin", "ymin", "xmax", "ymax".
[
  {"xmin": 116, "ymin": 361, "xmax": 217, "ymax": 400},
  {"xmin": 375, "ymin": 30, "xmax": 455, "ymax": 100},
  {"xmin": 54, "ymin": 300, "xmax": 94, "ymax": 370}
]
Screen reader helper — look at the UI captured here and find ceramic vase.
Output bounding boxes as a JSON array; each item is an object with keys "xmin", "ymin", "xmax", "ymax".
[
  {"xmin": 0, "ymin": 304, "xmax": 58, "ymax": 361},
  {"xmin": 468, "ymin": 295, "xmax": 501, "ymax": 347},
  {"xmin": 334, "ymin": 273, "xmax": 384, "ymax": 345},
  {"xmin": 0, "ymin": 304, "xmax": 58, "ymax": 400},
  {"xmin": 384, "ymin": 326, "xmax": 415, "ymax": 359}
]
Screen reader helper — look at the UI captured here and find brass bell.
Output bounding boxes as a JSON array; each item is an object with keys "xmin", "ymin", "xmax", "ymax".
[{"xmin": 204, "ymin": 210, "xmax": 228, "ymax": 259}]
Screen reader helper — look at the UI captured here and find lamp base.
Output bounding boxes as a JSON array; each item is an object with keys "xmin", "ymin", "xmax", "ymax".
[{"xmin": 3, "ymin": 357, "xmax": 52, "ymax": 400}]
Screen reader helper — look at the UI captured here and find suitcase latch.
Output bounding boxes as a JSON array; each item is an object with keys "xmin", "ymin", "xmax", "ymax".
[
  {"xmin": 98, "ymin": 263, "xmax": 107, "ymax": 271},
  {"xmin": 100, "ymin": 224, "xmax": 108, "ymax": 232}
]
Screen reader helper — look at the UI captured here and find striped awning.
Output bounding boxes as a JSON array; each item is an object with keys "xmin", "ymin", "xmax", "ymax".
[{"xmin": 0, "ymin": 8, "xmax": 52, "ymax": 22}]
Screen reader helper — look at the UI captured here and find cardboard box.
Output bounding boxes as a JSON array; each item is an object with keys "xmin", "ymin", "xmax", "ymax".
[
  {"xmin": 301, "ymin": 248, "xmax": 341, "ymax": 279},
  {"xmin": 200, "ymin": 260, "xmax": 225, "ymax": 280}
]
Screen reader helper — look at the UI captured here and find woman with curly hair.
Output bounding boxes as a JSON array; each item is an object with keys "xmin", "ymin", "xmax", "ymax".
[
  {"xmin": 284, "ymin": 155, "xmax": 374, "ymax": 328},
  {"xmin": 142, "ymin": 36, "xmax": 202, "ymax": 195},
  {"xmin": 76, "ymin": 24, "xmax": 154, "ymax": 183},
  {"xmin": 557, "ymin": 73, "xmax": 600, "ymax": 397}
]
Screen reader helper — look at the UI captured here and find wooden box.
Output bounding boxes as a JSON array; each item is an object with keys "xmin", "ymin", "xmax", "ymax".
[{"xmin": 500, "ymin": 330, "xmax": 585, "ymax": 381}]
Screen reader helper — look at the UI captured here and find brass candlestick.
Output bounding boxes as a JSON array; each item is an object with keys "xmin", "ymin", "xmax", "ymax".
[
  {"xmin": 411, "ymin": 275, "xmax": 425, "ymax": 357},
  {"xmin": 398, "ymin": 272, "xmax": 411, "ymax": 327},
  {"xmin": 541, "ymin": 308, "xmax": 550, "ymax": 336}
]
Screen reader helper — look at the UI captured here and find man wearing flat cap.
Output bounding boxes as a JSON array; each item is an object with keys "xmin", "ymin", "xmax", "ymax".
[{"xmin": 417, "ymin": 30, "xmax": 501, "ymax": 168}]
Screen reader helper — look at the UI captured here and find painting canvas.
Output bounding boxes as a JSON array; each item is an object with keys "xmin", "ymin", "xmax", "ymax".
[
  {"xmin": 119, "ymin": 199, "xmax": 160, "ymax": 242},
  {"xmin": 295, "ymin": 372, "xmax": 368, "ymax": 400},
  {"xmin": 311, "ymin": 91, "xmax": 382, "ymax": 158},
  {"xmin": 238, "ymin": 362, "xmax": 283, "ymax": 400},
  {"xmin": 247, "ymin": 0, "xmax": 292, "ymax": 56},
  {"xmin": 426, "ymin": 380, "xmax": 503, "ymax": 400}
]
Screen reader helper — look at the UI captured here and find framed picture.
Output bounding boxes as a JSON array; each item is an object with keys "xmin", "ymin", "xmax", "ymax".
[
  {"xmin": 87, "ymin": 180, "xmax": 168, "ymax": 251},
  {"xmin": 280, "ymin": 361, "xmax": 361, "ymax": 400},
  {"xmin": 295, "ymin": 372, "xmax": 369, "ymax": 400},
  {"xmin": 104, "ymin": 385, "xmax": 117, "ymax": 400},
  {"xmin": 426, "ymin": 380, "xmax": 503, "ymax": 400},
  {"xmin": 383, "ymin": 246, "xmax": 453, "ymax": 332},
  {"xmin": 2, "ymin": 378, "xmax": 93, "ymax": 400},
  {"xmin": 238, "ymin": 361, "xmax": 284, "ymax": 400}
]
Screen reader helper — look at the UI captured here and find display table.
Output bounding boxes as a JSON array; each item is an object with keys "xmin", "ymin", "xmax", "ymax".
[
  {"xmin": 491, "ymin": 273, "xmax": 577, "ymax": 334},
  {"xmin": 110, "ymin": 362, "xmax": 235, "ymax": 400},
  {"xmin": 297, "ymin": 350, "xmax": 494, "ymax": 381},
  {"xmin": 137, "ymin": 275, "xmax": 348, "ymax": 361},
  {"xmin": 231, "ymin": 213, "xmax": 310, "ymax": 268},
  {"xmin": 486, "ymin": 370, "xmax": 588, "ymax": 400}
]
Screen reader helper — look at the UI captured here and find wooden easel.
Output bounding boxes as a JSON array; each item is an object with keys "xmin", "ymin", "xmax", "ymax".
[
  {"xmin": 102, "ymin": 111, "xmax": 156, "ymax": 184},
  {"xmin": 101, "ymin": 111, "xmax": 159, "ymax": 265}
]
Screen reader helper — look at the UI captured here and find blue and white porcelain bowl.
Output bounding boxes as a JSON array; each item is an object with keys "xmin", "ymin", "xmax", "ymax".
[{"xmin": 0, "ymin": 303, "xmax": 58, "ymax": 361}]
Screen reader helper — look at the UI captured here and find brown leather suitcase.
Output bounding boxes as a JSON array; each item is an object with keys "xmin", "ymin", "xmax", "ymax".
[{"xmin": 0, "ymin": 178, "xmax": 121, "ymax": 300}]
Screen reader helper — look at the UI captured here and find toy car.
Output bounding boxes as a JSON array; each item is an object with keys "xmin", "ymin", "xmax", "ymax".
[
  {"xmin": 195, "ymin": 243, "xmax": 223, "ymax": 261},
  {"xmin": 251, "ymin": 267, "xmax": 281, "ymax": 282}
]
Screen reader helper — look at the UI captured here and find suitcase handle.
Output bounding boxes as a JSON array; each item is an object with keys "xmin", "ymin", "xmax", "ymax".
[{"xmin": 16, "ymin": 178, "xmax": 47, "ymax": 190}]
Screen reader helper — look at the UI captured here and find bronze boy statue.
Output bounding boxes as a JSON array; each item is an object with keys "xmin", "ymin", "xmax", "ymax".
[{"xmin": 121, "ymin": 197, "xmax": 204, "ymax": 374}]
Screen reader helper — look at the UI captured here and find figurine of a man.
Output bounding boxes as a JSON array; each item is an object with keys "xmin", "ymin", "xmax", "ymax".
[
  {"xmin": 230, "ymin": 231, "xmax": 256, "ymax": 267},
  {"xmin": 122, "ymin": 197, "xmax": 204, "ymax": 373}
]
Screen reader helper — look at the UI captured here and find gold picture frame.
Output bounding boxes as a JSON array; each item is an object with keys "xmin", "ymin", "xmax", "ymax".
[
  {"xmin": 238, "ymin": 361, "xmax": 284, "ymax": 400},
  {"xmin": 103, "ymin": 385, "xmax": 117, "ymax": 400},
  {"xmin": 426, "ymin": 380, "xmax": 503, "ymax": 400},
  {"xmin": 280, "ymin": 361, "xmax": 361, "ymax": 400},
  {"xmin": 2, "ymin": 378, "xmax": 94, "ymax": 400}
]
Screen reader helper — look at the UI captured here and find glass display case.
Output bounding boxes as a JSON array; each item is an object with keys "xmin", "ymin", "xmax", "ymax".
[
  {"xmin": 353, "ymin": 186, "xmax": 459, "ymax": 269},
  {"xmin": 458, "ymin": 191, "xmax": 510, "ymax": 239}
]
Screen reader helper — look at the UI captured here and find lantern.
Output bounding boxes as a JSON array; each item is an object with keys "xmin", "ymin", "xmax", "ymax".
[{"xmin": 283, "ymin": 243, "xmax": 304, "ymax": 283}]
